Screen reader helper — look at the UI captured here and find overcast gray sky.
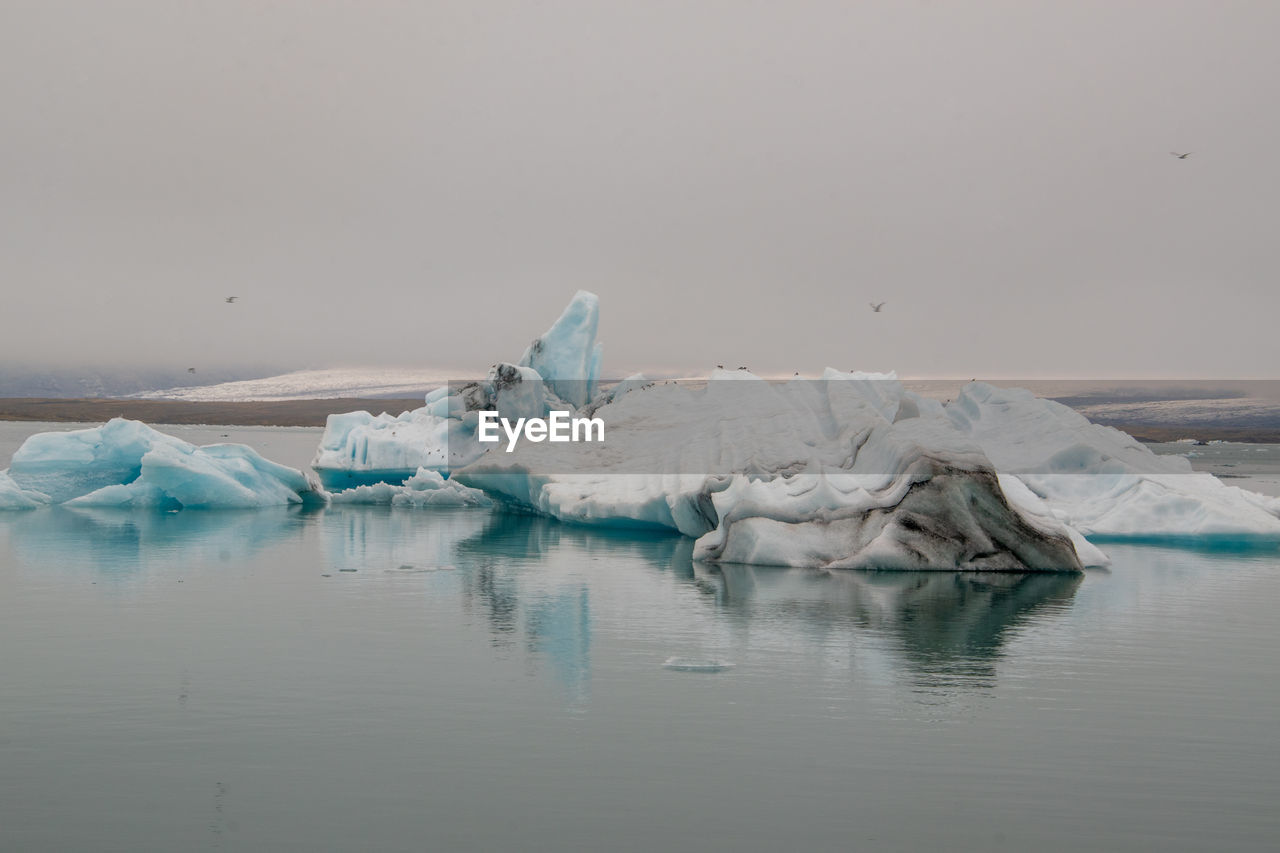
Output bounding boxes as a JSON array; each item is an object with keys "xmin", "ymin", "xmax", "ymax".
[{"xmin": 2, "ymin": 1, "xmax": 1277, "ymax": 378}]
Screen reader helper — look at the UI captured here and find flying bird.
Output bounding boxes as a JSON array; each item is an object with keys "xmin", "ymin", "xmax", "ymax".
[
  {"xmin": 225, "ymin": 296, "xmax": 238, "ymax": 303},
  {"xmin": 187, "ymin": 367, "xmax": 196, "ymax": 374},
  {"xmin": 870, "ymin": 302, "xmax": 886, "ymax": 312},
  {"xmin": 1170, "ymin": 152, "xmax": 1193, "ymax": 159}
]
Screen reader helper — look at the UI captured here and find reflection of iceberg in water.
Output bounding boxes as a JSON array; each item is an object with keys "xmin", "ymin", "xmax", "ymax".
[
  {"xmin": 453, "ymin": 514, "xmax": 608, "ymax": 707},
  {"xmin": 318, "ymin": 508, "xmax": 602, "ymax": 706},
  {"xmin": 319, "ymin": 505, "xmax": 491, "ymax": 572},
  {"xmin": 454, "ymin": 510, "xmax": 693, "ymax": 569},
  {"xmin": 3, "ymin": 505, "xmax": 315, "ymax": 578},
  {"xmin": 525, "ymin": 586, "xmax": 591, "ymax": 708},
  {"xmin": 453, "ymin": 513, "xmax": 700, "ymax": 706},
  {"xmin": 713, "ymin": 564, "xmax": 1081, "ymax": 687}
]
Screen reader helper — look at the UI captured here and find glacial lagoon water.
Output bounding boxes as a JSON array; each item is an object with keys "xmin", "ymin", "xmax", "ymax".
[{"xmin": 2, "ymin": 424, "xmax": 1279, "ymax": 851}]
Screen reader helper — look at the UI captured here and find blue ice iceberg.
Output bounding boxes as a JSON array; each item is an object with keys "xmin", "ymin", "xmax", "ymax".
[
  {"xmin": 518, "ymin": 290, "xmax": 602, "ymax": 408},
  {"xmin": 6, "ymin": 418, "xmax": 327, "ymax": 509}
]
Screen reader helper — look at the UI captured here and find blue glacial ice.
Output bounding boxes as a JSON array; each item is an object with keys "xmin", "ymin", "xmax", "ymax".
[
  {"xmin": 329, "ymin": 468, "xmax": 492, "ymax": 508},
  {"xmin": 517, "ymin": 290, "xmax": 602, "ymax": 408},
  {"xmin": 6, "ymin": 418, "xmax": 327, "ymax": 509},
  {"xmin": 312, "ymin": 291, "xmax": 603, "ymax": 490},
  {"xmin": 0, "ymin": 469, "xmax": 50, "ymax": 510}
]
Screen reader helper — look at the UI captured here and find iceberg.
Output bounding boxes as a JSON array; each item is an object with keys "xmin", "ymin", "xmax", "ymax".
[
  {"xmin": 312, "ymin": 291, "xmax": 603, "ymax": 489},
  {"xmin": 453, "ymin": 371, "xmax": 1087, "ymax": 571},
  {"xmin": 6, "ymin": 418, "xmax": 327, "ymax": 509},
  {"xmin": 311, "ymin": 409, "xmax": 456, "ymax": 490},
  {"xmin": 947, "ymin": 383, "xmax": 1280, "ymax": 540}
]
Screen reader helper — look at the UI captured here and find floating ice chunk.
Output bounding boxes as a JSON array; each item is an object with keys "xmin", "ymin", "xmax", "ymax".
[
  {"xmin": 330, "ymin": 467, "xmax": 492, "ymax": 508},
  {"xmin": 8, "ymin": 419, "xmax": 327, "ymax": 509},
  {"xmin": 0, "ymin": 469, "xmax": 50, "ymax": 510},
  {"xmin": 663, "ymin": 657, "xmax": 734, "ymax": 672},
  {"xmin": 311, "ymin": 408, "xmax": 459, "ymax": 489}
]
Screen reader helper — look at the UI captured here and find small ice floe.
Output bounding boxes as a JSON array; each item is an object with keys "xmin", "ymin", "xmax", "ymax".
[
  {"xmin": 663, "ymin": 657, "xmax": 734, "ymax": 673},
  {"xmin": 388, "ymin": 563, "xmax": 457, "ymax": 574}
]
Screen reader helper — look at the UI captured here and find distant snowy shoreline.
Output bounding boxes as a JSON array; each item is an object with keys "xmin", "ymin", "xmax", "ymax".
[{"xmin": 4, "ymin": 382, "xmax": 1279, "ymax": 442}]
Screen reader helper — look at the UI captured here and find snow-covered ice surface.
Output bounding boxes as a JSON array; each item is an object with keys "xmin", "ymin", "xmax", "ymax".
[
  {"xmin": 312, "ymin": 291, "xmax": 604, "ymax": 490},
  {"xmin": 947, "ymin": 383, "xmax": 1280, "ymax": 540},
  {"xmin": 134, "ymin": 367, "xmax": 457, "ymax": 401},
  {"xmin": 5, "ymin": 418, "xmax": 327, "ymax": 509}
]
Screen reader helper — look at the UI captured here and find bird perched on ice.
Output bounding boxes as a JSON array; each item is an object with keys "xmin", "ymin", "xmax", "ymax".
[
  {"xmin": 225, "ymin": 296, "xmax": 238, "ymax": 303},
  {"xmin": 870, "ymin": 302, "xmax": 886, "ymax": 312},
  {"xmin": 1170, "ymin": 152, "xmax": 1193, "ymax": 159}
]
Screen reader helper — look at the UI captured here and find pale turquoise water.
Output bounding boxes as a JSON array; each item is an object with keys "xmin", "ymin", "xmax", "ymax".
[{"xmin": 2, "ymin": 424, "xmax": 1279, "ymax": 851}]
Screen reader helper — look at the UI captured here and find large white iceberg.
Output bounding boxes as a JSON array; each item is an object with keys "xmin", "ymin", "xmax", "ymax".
[
  {"xmin": 453, "ymin": 371, "xmax": 1088, "ymax": 571},
  {"xmin": 450, "ymin": 369, "xmax": 1280, "ymax": 567},
  {"xmin": 6, "ymin": 418, "xmax": 327, "ymax": 509},
  {"xmin": 312, "ymin": 291, "xmax": 603, "ymax": 489}
]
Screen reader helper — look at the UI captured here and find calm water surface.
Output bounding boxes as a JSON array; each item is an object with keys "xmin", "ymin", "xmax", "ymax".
[{"xmin": 1, "ymin": 424, "xmax": 1278, "ymax": 851}]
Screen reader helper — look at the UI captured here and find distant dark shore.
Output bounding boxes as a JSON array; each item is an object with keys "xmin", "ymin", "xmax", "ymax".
[
  {"xmin": 1088, "ymin": 423, "xmax": 1280, "ymax": 444},
  {"xmin": 1, "ymin": 396, "xmax": 1278, "ymax": 443},
  {"xmin": 0, "ymin": 398, "xmax": 425, "ymax": 427}
]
